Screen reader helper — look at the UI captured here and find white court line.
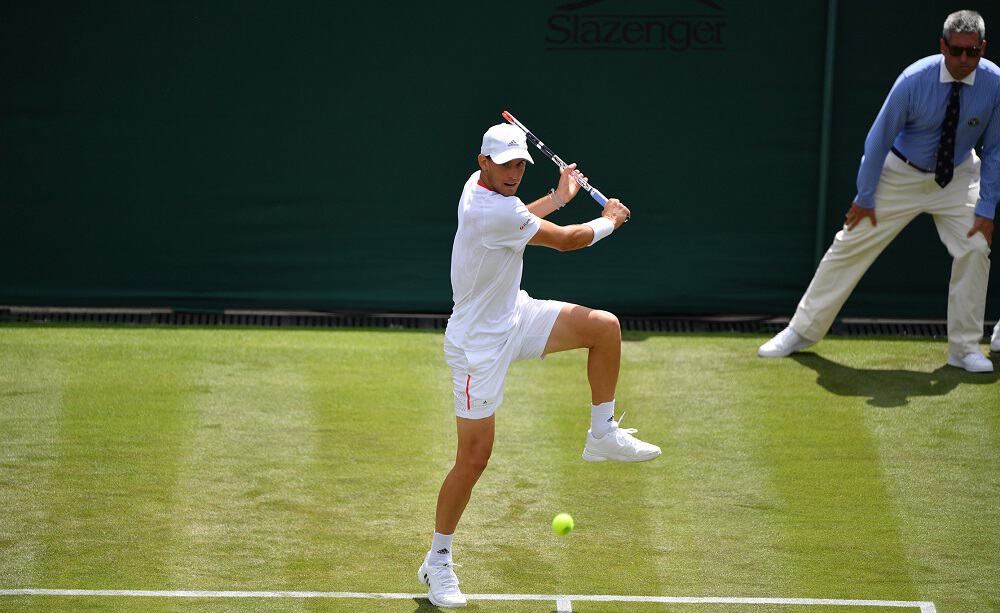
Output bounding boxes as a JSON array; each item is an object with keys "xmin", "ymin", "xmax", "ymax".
[{"xmin": 0, "ymin": 589, "xmax": 936, "ymax": 611}]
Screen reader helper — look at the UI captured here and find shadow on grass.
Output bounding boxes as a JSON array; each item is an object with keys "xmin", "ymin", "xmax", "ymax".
[
  {"xmin": 409, "ymin": 598, "xmax": 564, "ymax": 612},
  {"xmin": 791, "ymin": 352, "xmax": 998, "ymax": 407}
]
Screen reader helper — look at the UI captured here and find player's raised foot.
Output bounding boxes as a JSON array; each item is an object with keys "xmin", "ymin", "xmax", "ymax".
[
  {"xmin": 991, "ymin": 321, "xmax": 1000, "ymax": 353},
  {"xmin": 758, "ymin": 326, "xmax": 816, "ymax": 358},
  {"xmin": 418, "ymin": 555, "xmax": 467, "ymax": 608},
  {"xmin": 582, "ymin": 415, "xmax": 660, "ymax": 462},
  {"xmin": 947, "ymin": 352, "xmax": 994, "ymax": 373}
]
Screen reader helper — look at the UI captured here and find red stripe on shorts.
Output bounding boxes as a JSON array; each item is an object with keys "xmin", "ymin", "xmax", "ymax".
[{"xmin": 465, "ymin": 375, "xmax": 471, "ymax": 411}]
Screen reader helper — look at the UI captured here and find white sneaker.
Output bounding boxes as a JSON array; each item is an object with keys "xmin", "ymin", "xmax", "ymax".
[
  {"xmin": 947, "ymin": 352, "xmax": 994, "ymax": 373},
  {"xmin": 991, "ymin": 321, "xmax": 1000, "ymax": 353},
  {"xmin": 418, "ymin": 556, "xmax": 467, "ymax": 608},
  {"xmin": 582, "ymin": 415, "xmax": 661, "ymax": 462},
  {"xmin": 758, "ymin": 326, "xmax": 816, "ymax": 358}
]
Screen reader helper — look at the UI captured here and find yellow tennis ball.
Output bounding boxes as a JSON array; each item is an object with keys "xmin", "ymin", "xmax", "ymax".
[{"xmin": 552, "ymin": 512, "xmax": 574, "ymax": 536}]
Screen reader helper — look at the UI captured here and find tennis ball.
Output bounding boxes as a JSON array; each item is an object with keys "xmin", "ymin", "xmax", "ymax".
[{"xmin": 552, "ymin": 512, "xmax": 574, "ymax": 536}]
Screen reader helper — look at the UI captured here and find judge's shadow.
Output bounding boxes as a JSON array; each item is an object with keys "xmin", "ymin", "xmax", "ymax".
[{"xmin": 791, "ymin": 353, "xmax": 998, "ymax": 407}]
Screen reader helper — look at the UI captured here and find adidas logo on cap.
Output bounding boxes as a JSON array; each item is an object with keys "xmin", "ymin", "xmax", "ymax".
[{"xmin": 481, "ymin": 123, "xmax": 533, "ymax": 164}]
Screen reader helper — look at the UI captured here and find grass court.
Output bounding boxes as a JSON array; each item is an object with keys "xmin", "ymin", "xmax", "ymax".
[{"xmin": 1, "ymin": 326, "xmax": 998, "ymax": 611}]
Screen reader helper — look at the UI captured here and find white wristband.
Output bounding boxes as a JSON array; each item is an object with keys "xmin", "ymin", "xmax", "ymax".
[{"xmin": 583, "ymin": 217, "xmax": 615, "ymax": 246}]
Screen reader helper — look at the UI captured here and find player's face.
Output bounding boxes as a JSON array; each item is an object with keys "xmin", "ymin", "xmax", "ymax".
[
  {"xmin": 478, "ymin": 155, "xmax": 527, "ymax": 197},
  {"xmin": 940, "ymin": 32, "xmax": 985, "ymax": 81}
]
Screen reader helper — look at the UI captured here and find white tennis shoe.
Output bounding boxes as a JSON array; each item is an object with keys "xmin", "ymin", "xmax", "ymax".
[
  {"xmin": 418, "ymin": 556, "xmax": 467, "ymax": 608},
  {"xmin": 991, "ymin": 321, "xmax": 1000, "ymax": 353},
  {"xmin": 582, "ymin": 414, "xmax": 661, "ymax": 462},
  {"xmin": 758, "ymin": 326, "xmax": 816, "ymax": 358},
  {"xmin": 947, "ymin": 352, "xmax": 994, "ymax": 373}
]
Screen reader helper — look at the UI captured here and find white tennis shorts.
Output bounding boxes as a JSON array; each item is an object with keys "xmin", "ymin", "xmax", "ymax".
[{"xmin": 444, "ymin": 290, "xmax": 565, "ymax": 419}]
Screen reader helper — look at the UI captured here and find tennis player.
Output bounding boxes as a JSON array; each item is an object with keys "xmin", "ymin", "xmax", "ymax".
[{"xmin": 418, "ymin": 123, "xmax": 661, "ymax": 607}]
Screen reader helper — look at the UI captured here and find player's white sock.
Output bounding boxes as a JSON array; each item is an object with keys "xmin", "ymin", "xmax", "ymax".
[
  {"xmin": 590, "ymin": 400, "xmax": 616, "ymax": 438},
  {"xmin": 428, "ymin": 532, "xmax": 454, "ymax": 564}
]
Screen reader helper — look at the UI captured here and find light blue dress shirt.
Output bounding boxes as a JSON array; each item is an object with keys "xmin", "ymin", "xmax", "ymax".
[{"xmin": 856, "ymin": 55, "xmax": 1000, "ymax": 219}]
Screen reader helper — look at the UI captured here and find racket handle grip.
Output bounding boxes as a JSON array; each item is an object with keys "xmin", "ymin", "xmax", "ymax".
[{"xmin": 589, "ymin": 188, "xmax": 608, "ymax": 207}]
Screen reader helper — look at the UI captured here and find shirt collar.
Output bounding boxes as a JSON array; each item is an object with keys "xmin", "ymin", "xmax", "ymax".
[
  {"xmin": 939, "ymin": 55, "xmax": 976, "ymax": 85},
  {"xmin": 476, "ymin": 176, "xmax": 495, "ymax": 192}
]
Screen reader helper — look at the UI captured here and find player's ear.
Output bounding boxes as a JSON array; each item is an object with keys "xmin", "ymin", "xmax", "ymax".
[{"xmin": 477, "ymin": 154, "xmax": 490, "ymax": 171}]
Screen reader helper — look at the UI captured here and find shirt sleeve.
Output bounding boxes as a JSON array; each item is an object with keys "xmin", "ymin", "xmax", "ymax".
[
  {"xmin": 482, "ymin": 196, "xmax": 541, "ymax": 250},
  {"xmin": 855, "ymin": 72, "xmax": 912, "ymax": 209},
  {"xmin": 977, "ymin": 101, "xmax": 1000, "ymax": 220}
]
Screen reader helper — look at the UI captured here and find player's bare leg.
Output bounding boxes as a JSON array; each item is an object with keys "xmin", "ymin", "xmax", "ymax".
[
  {"xmin": 435, "ymin": 415, "xmax": 495, "ymax": 534},
  {"xmin": 544, "ymin": 303, "xmax": 660, "ymax": 462},
  {"xmin": 544, "ymin": 304, "xmax": 620, "ymax": 402},
  {"xmin": 420, "ymin": 415, "xmax": 494, "ymax": 608}
]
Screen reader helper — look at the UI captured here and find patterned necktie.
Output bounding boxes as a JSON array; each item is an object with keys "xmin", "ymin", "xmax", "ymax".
[{"xmin": 934, "ymin": 81, "xmax": 962, "ymax": 188}]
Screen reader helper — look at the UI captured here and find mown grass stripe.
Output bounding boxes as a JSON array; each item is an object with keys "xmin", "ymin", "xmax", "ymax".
[
  {"xmin": 0, "ymin": 329, "xmax": 68, "ymax": 586},
  {"xmin": 623, "ymin": 334, "xmax": 796, "ymax": 594},
  {"xmin": 485, "ymin": 336, "xmax": 671, "ymax": 597},
  {"xmin": 851, "ymin": 342, "xmax": 1000, "ymax": 612},
  {"xmin": 168, "ymin": 330, "xmax": 321, "ymax": 593},
  {"xmin": 754, "ymin": 343, "xmax": 919, "ymax": 600},
  {"xmin": 303, "ymin": 329, "xmax": 451, "ymax": 591},
  {"xmin": 31, "ymin": 329, "xmax": 196, "ymax": 588}
]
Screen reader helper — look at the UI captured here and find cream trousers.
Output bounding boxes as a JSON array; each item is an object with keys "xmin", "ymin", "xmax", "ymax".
[{"xmin": 790, "ymin": 151, "xmax": 991, "ymax": 356}]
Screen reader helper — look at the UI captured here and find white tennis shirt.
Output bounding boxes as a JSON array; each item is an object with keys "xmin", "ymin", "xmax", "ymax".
[{"xmin": 445, "ymin": 170, "xmax": 541, "ymax": 351}]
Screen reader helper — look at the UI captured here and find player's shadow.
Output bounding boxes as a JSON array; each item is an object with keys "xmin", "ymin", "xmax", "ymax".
[
  {"xmin": 791, "ymin": 352, "xmax": 998, "ymax": 407},
  {"xmin": 411, "ymin": 599, "xmax": 566, "ymax": 612}
]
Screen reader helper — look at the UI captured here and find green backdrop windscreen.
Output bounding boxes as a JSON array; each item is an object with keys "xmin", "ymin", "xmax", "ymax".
[{"xmin": 1, "ymin": 1, "xmax": 995, "ymax": 317}]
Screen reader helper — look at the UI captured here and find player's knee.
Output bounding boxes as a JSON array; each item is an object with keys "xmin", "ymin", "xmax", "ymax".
[
  {"xmin": 457, "ymin": 446, "xmax": 492, "ymax": 476},
  {"xmin": 593, "ymin": 310, "xmax": 621, "ymax": 341},
  {"xmin": 461, "ymin": 454, "xmax": 490, "ymax": 477}
]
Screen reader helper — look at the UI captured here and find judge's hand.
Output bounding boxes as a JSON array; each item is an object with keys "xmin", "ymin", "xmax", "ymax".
[
  {"xmin": 968, "ymin": 215, "xmax": 994, "ymax": 248},
  {"xmin": 845, "ymin": 202, "xmax": 877, "ymax": 231}
]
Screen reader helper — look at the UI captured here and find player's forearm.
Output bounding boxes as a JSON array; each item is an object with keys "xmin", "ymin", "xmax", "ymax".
[
  {"xmin": 529, "ymin": 222, "xmax": 595, "ymax": 252},
  {"xmin": 525, "ymin": 192, "xmax": 563, "ymax": 219},
  {"xmin": 557, "ymin": 218, "xmax": 617, "ymax": 252},
  {"xmin": 554, "ymin": 225, "xmax": 595, "ymax": 252}
]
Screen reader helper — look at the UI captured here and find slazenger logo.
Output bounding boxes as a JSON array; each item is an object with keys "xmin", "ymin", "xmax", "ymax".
[{"xmin": 545, "ymin": 0, "xmax": 727, "ymax": 52}]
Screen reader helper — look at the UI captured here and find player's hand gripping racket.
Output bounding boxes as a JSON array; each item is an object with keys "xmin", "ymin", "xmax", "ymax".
[{"xmin": 501, "ymin": 110, "xmax": 610, "ymax": 208}]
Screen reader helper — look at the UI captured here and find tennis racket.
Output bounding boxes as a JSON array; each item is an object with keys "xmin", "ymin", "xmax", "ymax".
[{"xmin": 501, "ymin": 110, "xmax": 610, "ymax": 208}]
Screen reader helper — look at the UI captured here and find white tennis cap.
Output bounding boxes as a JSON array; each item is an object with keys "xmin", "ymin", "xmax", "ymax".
[{"xmin": 481, "ymin": 123, "xmax": 533, "ymax": 164}]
